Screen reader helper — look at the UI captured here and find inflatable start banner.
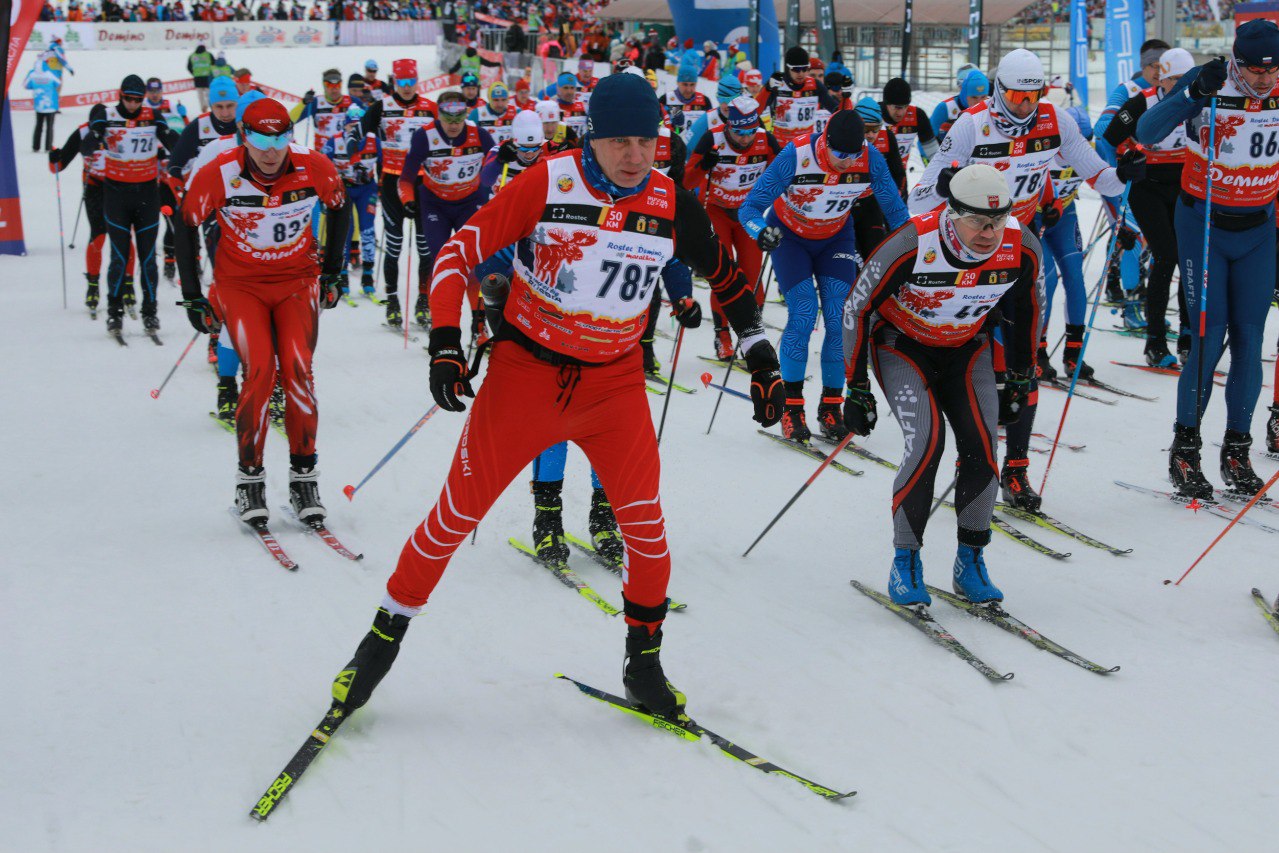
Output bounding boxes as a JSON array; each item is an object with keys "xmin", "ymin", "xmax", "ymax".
[{"xmin": 3, "ymin": 0, "xmax": 45, "ymax": 255}]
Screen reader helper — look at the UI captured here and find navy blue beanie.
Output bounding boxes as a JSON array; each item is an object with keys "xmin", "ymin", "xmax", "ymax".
[
  {"xmin": 1234, "ymin": 19, "xmax": 1279, "ymax": 68},
  {"xmin": 586, "ymin": 72, "xmax": 661, "ymax": 139}
]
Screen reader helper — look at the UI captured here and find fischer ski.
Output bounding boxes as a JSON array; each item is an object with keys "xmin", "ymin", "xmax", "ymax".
[
  {"xmin": 926, "ymin": 586, "xmax": 1120, "ymax": 674},
  {"xmin": 279, "ymin": 506, "xmax": 364, "ymax": 561},
  {"xmin": 812, "ymin": 434, "xmax": 900, "ymax": 471},
  {"xmin": 1113, "ymin": 481, "xmax": 1279, "ymax": 535},
  {"xmin": 994, "ymin": 504, "xmax": 1132, "ymax": 556},
  {"xmin": 229, "ymin": 507, "xmax": 299, "ymax": 571},
  {"xmin": 644, "ymin": 371, "xmax": 698, "ymax": 394},
  {"xmin": 1039, "ymin": 378, "xmax": 1118, "ymax": 405},
  {"xmin": 249, "ymin": 703, "xmax": 347, "ymax": 821},
  {"xmin": 1251, "ymin": 588, "xmax": 1279, "ymax": 638},
  {"xmin": 563, "ymin": 533, "xmax": 686, "ymax": 611},
  {"xmin": 556, "ymin": 674, "xmax": 855, "ymax": 801},
  {"xmin": 850, "ymin": 580, "xmax": 1014, "ymax": 682},
  {"xmin": 507, "ymin": 538, "xmax": 621, "ymax": 616},
  {"xmin": 209, "ymin": 412, "xmax": 235, "ymax": 433},
  {"xmin": 758, "ymin": 430, "xmax": 863, "ymax": 476},
  {"xmin": 1076, "ymin": 377, "xmax": 1155, "ymax": 402}
]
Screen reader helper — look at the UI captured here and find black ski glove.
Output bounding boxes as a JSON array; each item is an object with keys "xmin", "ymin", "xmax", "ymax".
[
  {"xmin": 700, "ymin": 147, "xmax": 720, "ymax": 171},
  {"xmin": 935, "ymin": 164, "xmax": 960, "ymax": 199},
  {"xmin": 671, "ymin": 296, "xmax": 702, "ymax": 329},
  {"xmin": 999, "ymin": 370, "xmax": 1032, "ymax": 425},
  {"xmin": 1190, "ymin": 57, "xmax": 1228, "ymax": 99},
  {"xmin": 1116, "ymin": 149, "xmax": 1147, "ymax": 184},
  {"xmin": 403, "ymin": 198, "xmax": 419, "ymax": 219},
  {"xmin": 743, "ymin": 338, "xmax": 784, "ymax": 427},
  {"xmin": 428, "ymin": 327, "xmax": 475, "ymax": 412},
  {"xmin": 302, "ymin": 88, "xmax": 316, "ymax": 105},
  {"xmin": 178, "ymin": 296, "xmax": 218, "ymax": 334},
  {"xmin": 496, "ymin": 140, "xmax": 518, "ymax": 163},
  {"xmin": 1116, "ymin": 224, "xmax": 1138, "ymax": 250},
  {"xmin": 319, "ymin": 273, "xmax": 344, "ymax": 309},
  {"xmin": 1039, "ymin": 201, "xmax": 1062, "ymax": 229},
  {"xmin": 756, "ymin": 224, "xmax": 782, "ymax": 252},
  {"xmin": 843, "ymin": 381, "xmax": 878, "ymax": 436}
]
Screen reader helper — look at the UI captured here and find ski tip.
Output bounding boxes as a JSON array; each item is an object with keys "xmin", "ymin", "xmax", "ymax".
[{"xmin": 342, "ymin": 485, "xmax": 356, "ymax": 501}]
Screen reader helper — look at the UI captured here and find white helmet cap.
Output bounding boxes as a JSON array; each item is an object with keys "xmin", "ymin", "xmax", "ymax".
[
  {"xmin": 995, "ymin": 48, "xmax": 1045, "ymax": 93},
  {"xmin": 948, "ymin": 163, "xmax": 1011, "ymax": 216},
  {"xmin": 535, "ymin": 99, "xmax": 560, "ymax": 123},
  {"xmin": 512, "ymin": 110, "xmax": 545, "ymax": 146},
  {"xmin": 1159, "ymin": 47, "xmax": 1195, "ymax": 79}
]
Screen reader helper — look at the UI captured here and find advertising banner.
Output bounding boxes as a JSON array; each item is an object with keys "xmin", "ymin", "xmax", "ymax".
[
  {"xmin": 1104, "ymin": 0, "xmax": 1144, "ymax": 95},
  {"xmin": 26, "ymin": 21, "xmax": 334, "ymax": 51},
  {"xmin": 1070, "ymin": 0, "xmax": 1089, "ymax": 110}
]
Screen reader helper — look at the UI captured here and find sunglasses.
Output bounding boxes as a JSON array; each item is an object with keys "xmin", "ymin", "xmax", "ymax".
[
  {"xmin": 787, "ymin": 65, "xmax": 810, "ymax": 73},
  {"xmin": 1241, "ymin": 64, "xmax": 1279, "ymax": 74},
  {"xmin": 827, "ymin": 146, "xmax": 858, "ymax": 160},
  {"xmin": 952, "ymin": 210, "xmax": 1009, "ymax": 232},
  {"xmin": 516, "ymin": 143, "xmax": 542, "ymax": 153},
  {"xmin": 395, "ymin": 77, "xmax": 418, "ymax": 88},
  {"xmin": 245, "ymin": 128, "xmax": 293, "ymax": 151},
  {"xmin": 323, "ymin": 79, "xmax": 342, "ymax": 87},
  {"xmin": 121, "ymin": 94, "xmax": 144, "ymax": 103},
  {"xmin": 1001, "ymin": 87, "xmax": 1042, "ymax": 105}
]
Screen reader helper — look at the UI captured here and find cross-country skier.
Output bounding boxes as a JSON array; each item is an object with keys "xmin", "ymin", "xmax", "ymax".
[
  {"xmin": 1102, "ymin": 47, "xmax": 1195, "ymax": 369},
  {"xmin": 356, "ymin": 58, "xmax": 438, "ymax": 326},
  {"xmin": 930, "ymin": 66, "xmax": 989, "ymax": 145},
  {"xmin": 469, "ymin": 82, "xmax": 517, "ymax": 144},
  {"xmin": 663, "ymin": 63, "xmax": 713, "ymax": 135},
  {"xmin": 739, "ymin": 109, "xmax": 908, "ymax": 442},
  {"xmin": 754, "ymin": 46, "xmax": 839, "ymax": 146},
  {"xmin": 684, "ymin": 96, "xmax": 781, "ymax": 358},
  {"xmin": 81, "ymin": 74, "xmax": 180, "ymax": 337},
  {"xmin": 398, "ymin": 91, "xmax": 496, "ymax": 328},
  {"xmin": 1031, "ymin": 89, "xmax": 1099, "ymax": 381},
  {"xmin": 175, "ymin": 98, "xmax": 351, "ymax": 523},
  {"xmin": 911, "ymin": 48, "xmax": 1145, "ymax": 511},
  {"xmin": 536, "ymin": 99, "xmax": 580, "ymax": 153},
  {"xmin": 331, "ymin": 102, "xmax": 380, "ymax": 296},
  {"xmin": 326, "ymin": 72, "xmax": 785, "ymax": 723},
  {"xmin": 1136, "ymin": 20, "xmax": 1279, "ymax": 499},
  {"xmin": 881, "ymin": 77, "xmax": 939, "ymax": 170},
  {"xmin": 842, "ymin": 164, "xmax": 1045, "ymax": 606},
  {"xmin": 854, "ymin": 96, "xmax": 908, "ymax": 197}
]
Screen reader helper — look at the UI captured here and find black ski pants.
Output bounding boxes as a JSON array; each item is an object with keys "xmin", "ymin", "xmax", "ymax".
[{"xmin": 104, "ymin": 179, "xmax": 160, "ymax": 313}]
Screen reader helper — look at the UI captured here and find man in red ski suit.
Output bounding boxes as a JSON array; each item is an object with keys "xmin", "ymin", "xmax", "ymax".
[{"xmin": 327, "ymin": 72, "xmax": 786, "ymax": 725}]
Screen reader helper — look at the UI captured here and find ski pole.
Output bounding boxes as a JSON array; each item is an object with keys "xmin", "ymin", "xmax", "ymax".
[
  {"xmin": 68, "ymin": 195, "xmax": 85, "ymax": 249},
  {"xmin": 343, "ymin": 405, "xmax": 442, "ymax": 501},
  {"xmin": 1040, "ymin": 189, "xmax": 1132, "ymax": 496},
  {"xmin": 404, "ymin": 218, "xmax": 414, "ymax": 349},
  {"xmin": 149, "ymin": 331, "xmax": 201, "ymax": 399},
  {"xmin": 55, "ymin": 170, "xmax": 68, "ymax": 309},
  {"xmin": 1165, "ymin": 465, "xmax": 1279, "ymax": 586},
  {"xmin": 699, "ymin": 372, "xmax": 749, "ymax": 400},
  {"xmin": 1193, "ymin": 94, "xmax": 1218, "ymax": 431},
  {"xmin": 743, "ymin": 432, "xmax": 856, "ymax": 557},
  {"xmin": 655, "ymin": 324, "xmax": 685, "ymax": 444},
  {"xmin": 705, "ymin": 263, "xmax": 769, "ymax": 434}
]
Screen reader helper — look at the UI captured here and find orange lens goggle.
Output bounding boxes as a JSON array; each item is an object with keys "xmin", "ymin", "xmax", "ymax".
[{"xmin": 1001, "ymin": 87, "xmax": 1043, "ymax": 105}]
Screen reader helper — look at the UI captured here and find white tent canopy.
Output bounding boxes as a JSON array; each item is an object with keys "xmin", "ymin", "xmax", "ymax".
[{"xmin": 597, "ymin": 0, "xmax": 1035, "ymax": 27}]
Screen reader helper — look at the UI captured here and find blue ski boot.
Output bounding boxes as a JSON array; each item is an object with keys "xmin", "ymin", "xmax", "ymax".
[
  {"xmin": 889, "ymin": 547, "xmax": 930, "ymax": 607},
  {"xmin": 953, "ymin": 544, "xmax": 1003, "ymax": 604}
]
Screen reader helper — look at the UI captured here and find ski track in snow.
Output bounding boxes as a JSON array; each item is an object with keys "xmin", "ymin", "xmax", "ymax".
[{"xmin": 4, "ymin": 47, "xmax": 1278, "ymax": 853}]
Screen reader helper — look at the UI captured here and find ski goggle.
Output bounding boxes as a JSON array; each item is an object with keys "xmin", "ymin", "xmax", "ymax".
[
  {"xmin": 1000, "ymin": 87, "xmax": 1043, "ymax": 105},
  {"xmin": 787, "ymin": 64, "xmax": 811, "ymax": 74},
  {"xmin": 245, "ymin": 128, "xmax": 294, "ymax": 150},
  {"xmin": 438, "ymin": 102, "xmax": 468, "ymax": 118},
  {"xmin": 516, "ymin": 142, "xmax": 542, "ymax": 153},
  {"xmin": 827, "ymin": 145, "xmax": 859, "ymax": 160},
  {"xmin": 1240, "ymin": 62, "xmax": 1279, "ymax": 74},
  {"xmin": 395, "ymin": 77, "xmax": 418, "ymax": 88},
  {"xmin": 323, "ymin": 77, "xmax": 343, "ymax": 88}
]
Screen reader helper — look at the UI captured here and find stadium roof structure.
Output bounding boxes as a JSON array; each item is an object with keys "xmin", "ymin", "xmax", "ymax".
[{"xmin": 597, "ymin": 0, "xmax": 1037, "ymax": 27}]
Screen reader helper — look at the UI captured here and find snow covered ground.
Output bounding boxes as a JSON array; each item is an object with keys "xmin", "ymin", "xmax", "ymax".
[{"xmin": 4, "ymin": 47, "xmax": 1279, "ymax": 853}]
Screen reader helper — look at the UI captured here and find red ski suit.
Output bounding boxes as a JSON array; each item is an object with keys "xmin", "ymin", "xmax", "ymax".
[
  {"xmin": 182, "ymin": 144, "xmax": 346, "ymax": 468},
  {"xmin": 385, "ymin": 150, "xmax": 765, "ymax": 629}
]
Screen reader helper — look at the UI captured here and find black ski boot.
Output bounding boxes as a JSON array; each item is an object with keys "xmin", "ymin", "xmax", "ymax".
[
  {"xmin": 1144, "ymin": 336, "xmax": 1178, "ymax": 369},
  {"xmin": 85, "ymin": 274, "xmax": 100, "ymax": 313},
  {"xmin": 332, "ymin": 607, "xmax": 412, "ymax": 713},
  {"xmin": 780, "ymin": 381, "xmax": 811, "ymax": 442},
  {"xmin": 123, "ymin": 278, "xmax": 137, "ymax": 316},
  {"xmin": 289, "ymin": 460, "xmax": 326, "ymax": 524},
  {"xmin": 1036, "ymin": 341, "xmax": 1057, "ymax": 382},
  {"xmin": 385, "ymin": 293, "xmax": 402, "ymax": 326},
  {"xmin": 1267, "ymin": 405, "xmax": 1279, "ymax": 456},
  {"xmin": 1104, "ymin": 266, "xmax": 1124, "ymax": 304},
  {"xmin": 531, "ymin": 480, "xmax": 569, "ymax": 565},
  {"xmin": 622, "ymin": 603, "xmax": 686, "ymax": 719},
  {"xmin": 414, "ymin": 293, "xmax": 431, "ymax": 328},
  {"xmin": 588, "ymin": 487, "xmax": 624, "ymax": 567},
  {"xmin": 216, "ymin": 376, "xmax": 238, "ymax": 423},
  {"xmin": 641, "ymin": 339, "xmax": 659, "ymax": 376},
  {"xmin": 816, "ymin": 386, "xmax": 849, "ymax": 440},
  {"xmin": 142, "ymin": 301, "xmax": 160, "ymax": 333},
  {"xmin": 361, "ymin": 262, "xmax": 375, "ymax": 294},
  {"xmin": 1220, "ymin": 430, "xmax": 1266, "ymax": 497},
  {"xmin": 106, "ymin": 298, "xmax": 124, "ymax": 335},
  {"xmin": 163, "ymin": 256, "xmax": 176, "ymax": 281},
  {"xmin": 1168, "ymin": 423, "xmax": 1214, "ymax": 500},
  {"xmin": 1062, "ymin": 324, "xmax": 1094, "ymax": 380},
  {"xmin": 1000, "ymin": 457, "xmax": 1043, "ymax": 512},
  {"xmin": 235, "ymin": 465, "xmax": 269, "ymax": 524}
]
